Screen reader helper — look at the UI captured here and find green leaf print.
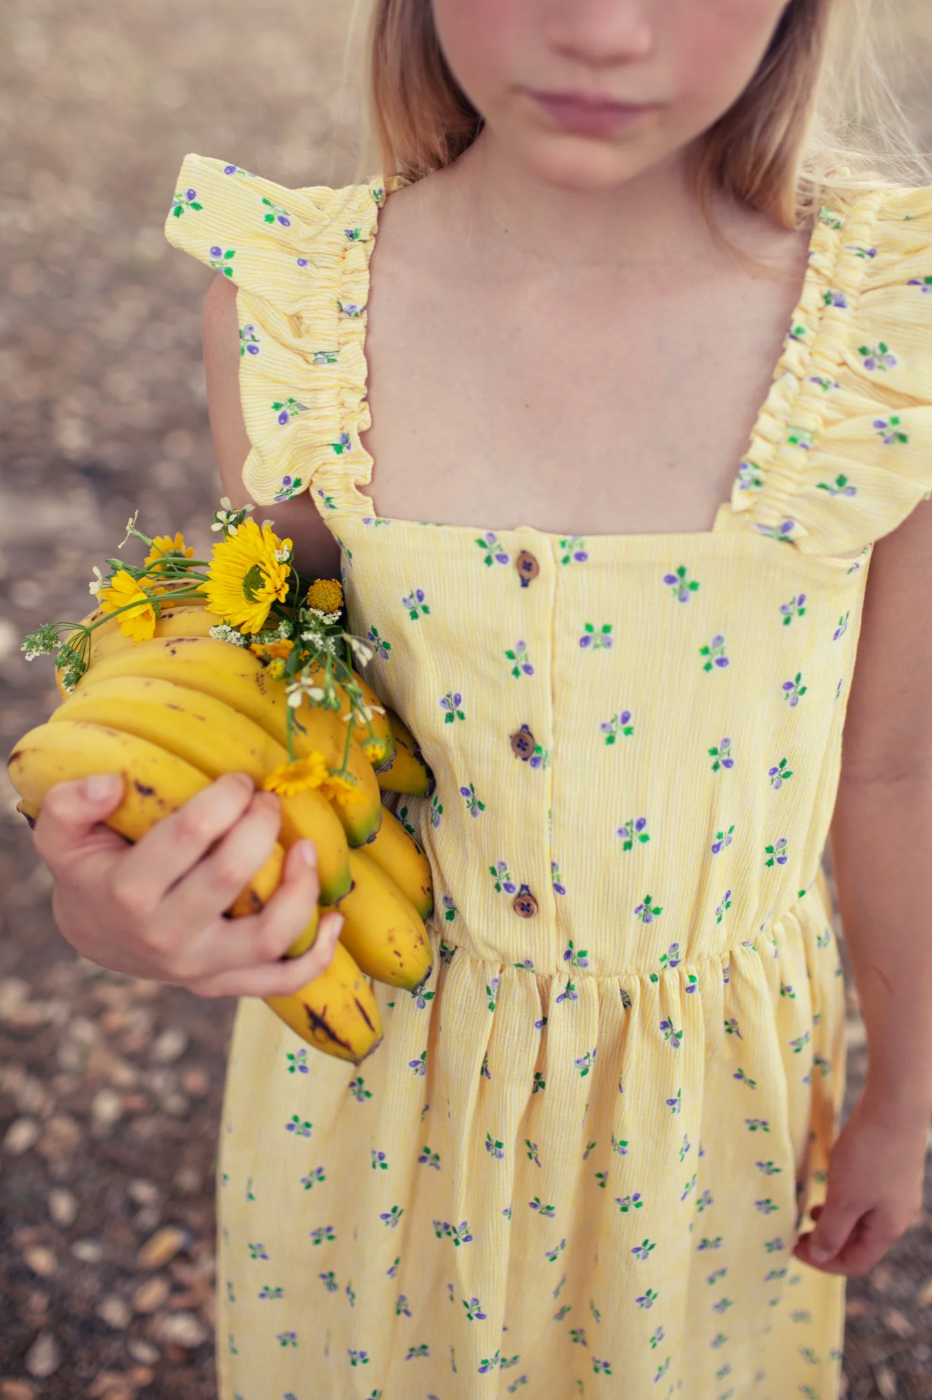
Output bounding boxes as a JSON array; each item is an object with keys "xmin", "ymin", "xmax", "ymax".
[
  {"xmin": 402, "ymin": 588, "xmax": 430, "ymax": 620},
  {"xmin": 348, "ymin": 1077, "xmax": 373, "ymax": 1103}
]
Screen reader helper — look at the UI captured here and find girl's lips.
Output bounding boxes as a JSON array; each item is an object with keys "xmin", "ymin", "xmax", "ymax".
[{"xmin": 529, "ymin": 91, "xmax": 655, "ymax": 137}]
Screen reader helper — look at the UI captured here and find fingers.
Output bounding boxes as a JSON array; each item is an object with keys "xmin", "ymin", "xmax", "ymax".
[
  {"xmin": 186, "ymin": 844, "xmax": 345, "ymax": 997},
  {"xmin": 155, "ymin": 788, "xmax": 283, "ymax": 933},
  {"xmin": 112, "ymin": 772, "xmax": 258, "ymax": 913},
  {"xmin": 33, "ymin": 774, "xmax": 126, "ymax": 864},
  {"xmin": 794, "ymin": 1194, "xmax": 863, "ymax": 1272}
]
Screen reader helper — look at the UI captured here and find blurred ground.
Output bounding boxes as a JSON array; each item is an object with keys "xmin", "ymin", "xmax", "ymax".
[{"xmin": 1, "ymin": 3, "xmax": 932, "ymax": 1398}]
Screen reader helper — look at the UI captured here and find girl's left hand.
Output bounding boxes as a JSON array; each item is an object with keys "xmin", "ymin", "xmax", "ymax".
[{"xmin": 793, "ymin": 1088, "xmax": 929, "ymax": 1277}]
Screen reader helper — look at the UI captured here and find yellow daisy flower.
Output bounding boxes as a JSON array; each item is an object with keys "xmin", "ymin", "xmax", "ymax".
[
  {"xmin": 360, "ymin": 736, "xmax": 388, "ymax": 766},
  {"xmin": 204, "ymin": 519, "xmax": 292, "ymax": 634},
  {"xmin": 99, "ymin": 570, "xmax": 158, "ymax": 642},
  {"xmin": 262, "ymin": 754, "xmax": 329, "ymax": 797},
  {"xmin": 320, "ymin": 771, "xmax": 366, "ymax": 808},
  {"xmin": 306, "ymin": 578, "xmax": 343, "ymax": 614},
  {"xmin": 144, "ymin": 532, "xmax": 194, "ymax": 569},
  {"xmin": 250, "ymin": 638, "xmax": 294, "ymax": 663}
]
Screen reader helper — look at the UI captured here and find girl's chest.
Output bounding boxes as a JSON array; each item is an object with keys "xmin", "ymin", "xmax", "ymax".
[{"xmin": 359, "ymin": 249, "xmax": 808, "ymax": 537}]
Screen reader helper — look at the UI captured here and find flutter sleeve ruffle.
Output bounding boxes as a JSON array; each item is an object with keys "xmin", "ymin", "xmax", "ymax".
[
  {"xmin": 164, "ymin": 152, "xmax": 388, "ymax": 512},
  {"xmin": 720, "ymin": 184, "xmax": 932, "ymax": 559}
]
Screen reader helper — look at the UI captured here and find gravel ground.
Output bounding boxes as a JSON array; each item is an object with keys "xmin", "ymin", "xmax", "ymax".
[{"xmin": 1, "ymin": 4, "xmax": 932, "ymax": 1398}]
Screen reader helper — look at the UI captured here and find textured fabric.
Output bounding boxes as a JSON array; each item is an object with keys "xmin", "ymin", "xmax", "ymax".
[{"xmin": 165, "ymin": 154, "xmax": 932, "ymax": 1400}]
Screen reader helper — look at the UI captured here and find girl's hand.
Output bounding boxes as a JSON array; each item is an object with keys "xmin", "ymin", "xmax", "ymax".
[
  {"xmin": 793, "ymin": 1087, "xmax": 929, "ymax": 1276},
  {"xmin": 32, "ymin": 771, "xmax": 345, "ymax": 999}
]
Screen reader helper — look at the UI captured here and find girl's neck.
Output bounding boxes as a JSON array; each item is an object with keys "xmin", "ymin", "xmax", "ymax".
[{"xmin": 419, "ymin": 126, "xmax": 790, "ymax": 280}]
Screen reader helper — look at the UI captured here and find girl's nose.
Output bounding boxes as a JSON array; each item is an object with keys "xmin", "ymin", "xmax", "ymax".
[{"xmin": 541, "ymin": 0, "xmax": 655, "ymax": 67}]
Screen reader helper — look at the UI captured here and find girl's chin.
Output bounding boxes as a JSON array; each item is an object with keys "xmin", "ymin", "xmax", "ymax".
[{"xmin": 516, "ymin": 137, "xmax": 652, "ymax": 194}]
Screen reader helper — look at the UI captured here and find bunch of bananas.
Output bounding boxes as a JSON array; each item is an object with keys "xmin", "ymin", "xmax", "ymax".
[{"xmin": 8, "ymin": 598, "xmax": 436, "ymax": 1067}]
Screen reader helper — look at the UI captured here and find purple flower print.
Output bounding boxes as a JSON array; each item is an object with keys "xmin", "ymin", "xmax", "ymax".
[
  {"xmin": 563, "ymin": 938, "xmax": 589, "ymax": 970},
  {"xmin": 808, "ymin": 374, "xmax": 840, "ymax": 393},
  {"xmin": 619, "ymin": 988, "xmax": 632, "ymax": 1011},
  {"xmin": 534, "ymin": 1014, "xmax": 548, "ymax": 1031},
  {"xmin": 874, "ymin": 415, "xmax": 909, "ymax": 445},
  {"xmin": 833, "ymin": 611, "xmax": 850, "ymax": 640},
  {"xmin": 817, "ymin": 473, "xmax": 857, "ymax": 498},
  {"xmin": 738, "ymin": 459, "xmax": 764, "ymax": 492},
  {"xmin": 700, "ymin": 635, "xmax": 729, "ymax": 670},
  {"xmin": 440, "ymin": 691, "xmax": 465, "ymax": 723},
  {"xmin": 475, "ymin": 531, "xmax": 510, "ymax": 566},
  {"xmin": 409, "ymin": 1051, "xmax": 427, "ymax": 1076},
  {"xmin": 733, "ymin": 1068, "xmax": 757, "ymax": 1089},
  {"xmin": 822, "ymin": 289, "xmax": 848, "ymax": 309},
  {"xmin": 708, "ymin": 737, "xmax": 734, "ymax": 771},
  {"xmin": 695, "ymin": 1189, "xmax": 713, "ymax": 1213},
  {"xmin": 592, "ymin": 1358, "xmax": 613, "ymax": 1376},
  {"xmin": 347, "ymin": 1075, "xmax": 372, "ymax": 1103},
  {"xmin": 463, "ymin": 1296, "xmax": 488, "ymax": 1321},
  {"xmin": 371, "ymin": 1149, "xmax": 388, "ymax": 1171},
  {"xmin": 544, "ymin": 1238, "xmax": 567, "ymax": 1263},
  {"xmin": 274, "ymin": 474, "xmax": 304, "ymax": 502},
  {"xmin": 260, "ymin": 196, "xmax": 292, "ymax": 226},
  {"xmin": 170, "ymin": 187, "xmax": 202, "ymax": 217},
  {"xmin": 782, "ymin": 672, "xmax": 807, "ymax": 705},
  {"xmin": 779, "ymin": 594, "xmax": 806, "ymax": 625},
  {"xmin": 505, "ymin": 639, "xmax": 534, "ymax": 678},
  {"xmin": 711, "ymin": 824, "xmax": 734, "ymax": 855},
  {"xmin": 486, "ymin": 977, "xmax": 499, "ymax": 1011},
  {"xmin": 311, "ymin": 348, "xmax": 338, "ymax": 364},
  {"xmin": 301, "ymin": 1166, "xmax": 325, "ymax": 1190},
  {"xmin": 631, "ymin": 1239, "xmax": 656, "ymax": 1262},
  {"xmin": 285, "ymin": 1114, "xmax": 313, "ymax": 1136},
  {"xmin": 239, "ymin": 323, "xmax": 260, "ymax": 356},
  {"xmin": 400, "ymin": 585, "xmax": 428, "ymax": 618},
  {"xmin": 634, "ymin": 893, "xmax": 663, "ymax": 924},
  {"xmin": 612, "ymin": 1133, "xmax": 629, "ymax": 1156},
  {"xmin": 247, "ymin": 1241, "xmax": 269, "ymax": 1260},
  {"xmin": 636, "ymin": 1289, "xmax": 659, "ymax": 1309},
  {"xmin": 580, "ymin": 621, "xmax": 613, "ymax": 650},
  {"xmin": 460, "ymin": 783, "xmax": 485, "ymax": 817},
  {"xmin": 330, "ymin": 431, "xmax": 351, "ymax": 455},
  {"xmin": 659, "ymin": 1018, "xmax": 683, "ymax": 1050},
  {"xmin": 724, "ymin": 1017, "xmax": 742, "ymax": 1039},
  {"xmin": 309, "ymin": 1225, "xmax": 335, "ymax": 1246},
  {"xmin": 525, "ymin": 1139, "xmax": 541, "ymax": 1168},
  {"xmin": 513, "ymin": 957, "xmax": 535, "ymax": 972},
  {"xmin": 479, "ymin": 1051, "xmax": 491, "ymax": 1080},
  {"xmin": 858, "ymin": 341, "xmax": 897, "ymax": 371},
  {"xmin": 554, "ymin": 979, "xmax": 578, "ymax": 1006},
  {"xmin": 365, "ymin": 625, "xmax": 392, "ymax": 660},
  {"xmin": 559, "ymin": 535, "xmax": 589, "ymax": 564},
  {"xmin": 755, "ymin": 1199, "xmax": 779, "ymax": 1215},
  {"xmin": 285, "ymin": 1048, "xmax": 309, "ymax": 1075},
  {"xmin": 909, "ymin": 275, "xmax": 932, "ymax": 293},
  {"xmin": 478, "ymin": 1348, "xmax": 500, "ymax": 1374},
  {"xmin": 768, "ymin": 758, "xmax": 794, "ymax": 789},
  {"xmin": 574, "ymin": 1048, "xmax": 597, "ymax": 1077},
  {"xmin": 715, "ymin": 890, "xmax": 732, "ymax": 924},
  {"xmin": 418, "ymin": 1145, "xmax": 440, "ymax": 1169},
  {"xmin": 755, "ymin": 517, "xmax": 798, "ymax": 541},
  {"xmin": 569, "ymin": 1326, "xmax": 587, "ymax": 1346},
  {"xmin": 208, "ymin": 246, "xmax": 236, "ymax": 277},
  {"xmin": 667, "ymin": 1088, "xmax": 682, "ymax": 1115},
  {"xmin": 380, "ymin": 1205, "xmax": 404, "ymax": 1227},
  {"xmin": 600, "ymin": 709, "xmax": 634, "ymax": 744},
  {"xmin": 551, "ymin": 860, "xmax": 567, "ymax": 896},
  {"xmin": 756, "ymin": 1160, "xmax": 781, "ymax": 1177},
  {"xmin": 764, "ymin": 837, "xmax": 788, "ymax": 867},
  {"xmin": 347, "ymin": 1347, "xmax": 369, "ymax": 1366},
  {"xmin": 319, "ymin": 1270, "xmax": 338, "ymax": 1292},
  {"xmin": 485, "ymin": 1133, "xmax": 505, "ymax": 1160},
  {"xmin": 272, "ymin": 397, "xmax": 308, "ymax": 426},
  {"xmin": 617, "ymin": 816, "xmax": 650, "ymax": 851},
  {"xmin": 663, "ymin": 565, "xmax": 700, "ymax": 601},
  {"xmin": 337, "ymin": 299, "xmax": 367, "ymax": 317},
  {"xmin": 529, "ymin": 1197, "xmax": 556, "ymax": 1217},
  {"xmin": 615, "ymin": 1192, "xmax": 644, "ymax": 1213},
  {"xmin": 489, "ymin": 862, "xmax": 517, "ymax": 895}
]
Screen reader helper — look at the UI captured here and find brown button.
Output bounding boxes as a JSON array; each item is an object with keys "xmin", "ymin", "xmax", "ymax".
[
  {"xmin": 515, "ymin": 550, "xmax": 540, "ymax": 588},
  {"xmin": 512, "ymin": 884, "xmax": 539, "ymax": 918},
  {"xmin": 510, "ymin": 725, "xmax": 536, "ymax": 759}
]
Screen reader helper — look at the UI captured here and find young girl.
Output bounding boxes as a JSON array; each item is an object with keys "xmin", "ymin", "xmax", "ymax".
[{"xmin": 34, "ymin": 1, "xmax": 932, "ymax": 1396}]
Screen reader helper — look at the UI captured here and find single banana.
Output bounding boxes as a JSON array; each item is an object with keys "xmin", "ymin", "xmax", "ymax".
[
  {"xmin": 74, "ymin": 636, "xmax": 383, "ymax": 846},
  {"xmin": 361, "ymin": 803, "xmax": 434, "ymax": 920},
  {"xmin": 57, "ymin": 598, "xmax": 214, "ymax": 695},
  {"xmin": 377, "ymin": 707, "xmax": 432, "ymax": 796},
  {"xmin": 7, "ymin": 720, "xmax": 282, "ymax": 914},
  {"xmin": 53, "ymin": 674, "xmax": 353, "ymax": 906},
  {"xmin": 336, "ymin": 847, "xmax": 433, "ymax": 990},
  {"xmin": 264, "ymin": 937, "xmax": 382, "ymax": 1063},
  {"xmin": 298, "ymin": 660, "xmax": 396, "ymax": 768}
]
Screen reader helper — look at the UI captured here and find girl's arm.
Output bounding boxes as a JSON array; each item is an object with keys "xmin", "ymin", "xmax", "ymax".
[
  {"xmin": 794, "ymin": 497, "xmax": 932, "ymax": 1275},
  {"xmin": 201, "ymin": 272, "xmax": 343, "ymax": 579}
]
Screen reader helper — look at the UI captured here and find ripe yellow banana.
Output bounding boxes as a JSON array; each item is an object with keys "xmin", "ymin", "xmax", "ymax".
[
  {"xmin": 377, "ymin": 707, "xmax": 432, "ymax": 796},
  {"xmin": 6, "ymin": 720, "xmax": 282, "ymax": 914},
  {"xmin": 336, "ymin": 847, "xmax": 433, "ymax": 990},
  {"xmin": 299, "ymin": 660, "xmax": 396, "ymax": 768},
  {"xmin": 361, "ymin": 803, "xmax": 433, "ymax": 920},
  {"xmin": 75, "ymin": 637, "xmax": 383, "ymax": 846},
  {"xmin": 53, "ymin": 674, "xmax": 352, "ymax": 906},
  {"xmin": 57, "ymin": 598, "xmax": 214, "ymax": 696},
  {"xmin": 264, "ymin": 937, "xmax": 382, "ymax": 1063}
]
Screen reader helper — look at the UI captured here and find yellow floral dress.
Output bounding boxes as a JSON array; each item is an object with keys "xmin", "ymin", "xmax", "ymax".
[{"xmin": 165, "ymin": 155, "xmax": 932, "ymax": 1400}]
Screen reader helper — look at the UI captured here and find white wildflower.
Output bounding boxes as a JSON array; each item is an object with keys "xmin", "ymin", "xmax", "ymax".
[
  {"xmin": 342, "ymin": 632, "xmax": 376, "ymax": 665},
  {"xmin": 208, "ymin": 623, "xmax": 248, "ymax": 647},
  {"xmin": 88, "ymin": 566, "xmax": 105, "ymax": 597}
]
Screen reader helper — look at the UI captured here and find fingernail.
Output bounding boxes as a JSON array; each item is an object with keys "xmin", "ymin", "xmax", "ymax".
[
  {"xmin": 296, "ymin": 841, "xmax": 317, "ymax": 867},
  {"xmin": 227, "ymin": 772, "xmax": 255, "ymax": 794},
  {"xmin": 83, "ymin": 774, "xmax": 118, "ymax": 801}
]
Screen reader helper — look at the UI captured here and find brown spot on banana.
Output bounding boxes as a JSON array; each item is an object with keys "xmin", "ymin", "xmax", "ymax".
[
  {"xmin": 354, "ymin": 998, "xmax": 377, "ymax": 1035},
  {"xmin": 303, "ymin": 1004, "xmax": 354, "ymax": 1054}
]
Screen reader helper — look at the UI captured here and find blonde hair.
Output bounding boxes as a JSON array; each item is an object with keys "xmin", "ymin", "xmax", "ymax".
[{"xmin": 362, "ymin": 0, "xmax": 931, "ymax": 232}]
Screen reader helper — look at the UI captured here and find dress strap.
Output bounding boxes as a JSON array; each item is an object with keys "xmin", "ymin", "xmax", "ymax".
[{"xmin": 164, "ymin": 152, "xmax": 395, "ymax": 516}]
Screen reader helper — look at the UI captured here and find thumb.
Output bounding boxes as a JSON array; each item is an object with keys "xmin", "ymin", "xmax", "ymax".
[
  {"xmin": 32, "ymin": 774, "xmax": 126, "ymax": 862},
  {"xmin": 800, "ymin": 1194, "xmax": 861, "ymax": 1266}
]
